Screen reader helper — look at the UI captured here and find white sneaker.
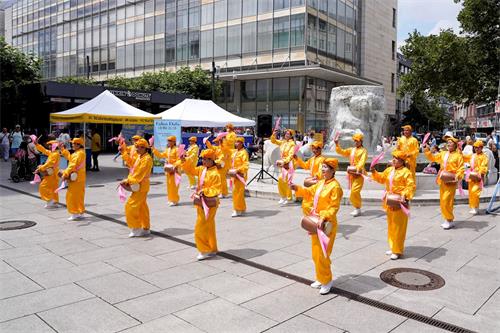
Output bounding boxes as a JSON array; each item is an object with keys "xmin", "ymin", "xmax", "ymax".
[
  {"xmin": 142, "ymin": 229, "xmax": 151, "ymax": 236},
  {"xmin": 231, "ymin": 211, "xmax": 238, "ymax": 218},
  {"xmin": 390, "ymin": 253, "xmax": 400, "ymax": 260},
  {"xmin": 385, "ymin": 250, "xmax": 392, "ymax": 255},
  {"xmin": 128, "ymin": 228, "xmax": 143, "ymax": 238},
  {"xmin": 319, "ymin": 280, "xmax": 334, "ymax": 295},
  {"xmin": 278, "ymin": 198, "xmax": 285, "ymax": 204},
  {"xmin": 67, "ymin": 214, "xmax": 78, "ymax": 221},
  {"xmin": 196, "ymin": 252, "xmax": 216, "ymax": 261},
  {"xmin": 76, "ymin": 214, "xmax": 84, "ymax": 220},
  {"xmin": 168, "ymin": 202, "xmax": 178, "ymax": 207},
  {"xmin": 350, "ymin": 209, "xmax": 361, "ymax": 217},
  {"xmin": 218, "ymin": 194, "xmax": 223, "ymax": 199},
  {"xmin": 190, "ymin": 185, "xmax": 197, "ymax": 190},
  {"xmin": 310, "ymin": 281, "xmax": 322, "ymax": 289},
  {"xmin": 469, "ymin": 208, "xmax": 479, "ymax": 215},
  {"xmin": 441, "ymin": 221, "xmax": 453, "ymax": 230},
  {"xmin": 280, "ymin": 200, "xmax": 289, "ymax": 206}
]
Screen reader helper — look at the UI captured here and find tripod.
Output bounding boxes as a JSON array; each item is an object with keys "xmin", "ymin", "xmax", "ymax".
[{"xmin": 247, "ymin": 139, "xmax": 277, "ymax": 185}]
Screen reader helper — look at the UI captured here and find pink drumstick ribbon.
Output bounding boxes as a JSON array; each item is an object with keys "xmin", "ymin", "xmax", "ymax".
[
  {"xmin": 274, "ymin": 117, "xmax": 281, "ymax": 132},
  {"xmin": 118, "ymin": 185, "xmax": 127, "ymax": 203},
  {"xmin": 177, "ymin": 144, "xmax": 185, "ymax": 158},
  {"xmin": 370, "ymin": 151, "xmax": 385, "ymax": 169},
  {"xmin": 30, "ymin": 173, "xmax": 41, "ymax": 185},
  {"xmin": 422, "ymin": 132, "xmax": 431, "ymax": 146},
  {"xmin": 54, "ymin": 180, "xmax": 67, "ymax": 193},
  {"xmin": 317, "ymin": 227, "xmax": 330, "ymax": 257},
  {"xmin": 148, "ymin": 136, "xmax": 154, "ymax": 147}
]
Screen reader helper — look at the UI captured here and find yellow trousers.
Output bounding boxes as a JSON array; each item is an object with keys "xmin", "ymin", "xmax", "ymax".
[
  {"xmin": 194, "ymin": 205, "xmax": 218, "ymax": 253},
  {"xmin": 440, "ymin": 182, "xmax": 456, "ymax": 221},
  {"xmin": 40, "ymin": 174, "xmax": 59, "ymax": 203},
  {"xmin": 166, "ymin": 173, "xmax": 180, "ymax": 203},
  {"xmin": 187, "ymin": 173, "xmax": 197, "ymax": 187},
  {"xmin": 407, "ymin": 158, "xmax": 417, "ymax": 182},
  {"xmin": 468, "ymin": 180, "xmax": 482, "ymax": 209},
  {"xmin": 66, "ymin": 181, "xmax": 85, "ymax": 214},
  {"xmin": 350, "ymin": 175, "xmax": 364, "ymax": 209},
  {"xmin": 311, "ymin": 223, "xmax": 337, "ymax": 284},
  {"xmin": 125, "ymin": 191, "xmax": 150, "ymax": 230},
  {"xmin": 386, "ymin": 208, "xmax": 408, "ymax": 255},
  {"xmin": 278, "ymin": 175, "xmax": 292, "ymax": 200},
  {"xmin": 219, "ymin": 168, "xmax": 228, "ymax": 196},
  {"xmin": 232, "ymin": 179, "xmax": 246, "ymax": 212}
]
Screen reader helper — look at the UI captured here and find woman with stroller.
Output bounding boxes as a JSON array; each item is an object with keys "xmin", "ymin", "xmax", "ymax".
[
  {"xmin": 35, "ymin": 137, "xmax": 60, "ymax": 208},
  {"xmin": 60, "ymin": 138, "xmax": 86, "ymax": 221}
]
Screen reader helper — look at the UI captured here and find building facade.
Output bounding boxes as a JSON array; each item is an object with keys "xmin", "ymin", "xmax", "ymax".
[
  {"xmin": 395, "ymin": 51, "xmax": 411, "ymax": 126},
  {"xmin": 5, "ymin": 0, "xmax": 397, "ymax": 133}
]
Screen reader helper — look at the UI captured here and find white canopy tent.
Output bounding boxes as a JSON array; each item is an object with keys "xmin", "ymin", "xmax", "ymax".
[
  {"xmin": 156, "ymin": 99, "xmax": 255, "ymax": 127},
  {"xmin": 49, "ymin": 90, "xmax": 159, "ymax": 125}
]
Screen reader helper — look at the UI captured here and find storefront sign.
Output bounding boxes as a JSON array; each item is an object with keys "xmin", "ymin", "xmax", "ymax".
[
  {"xmin": 50, "ymin": 97, "xmax": 71, "ymax": 103},
  {"xmin": 108, "ymin": 89, "xmax": 152, "ymax": 101}
]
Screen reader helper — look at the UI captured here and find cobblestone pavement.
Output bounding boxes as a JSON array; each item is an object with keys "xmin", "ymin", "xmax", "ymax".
[{"xmin": 0, "ymin": 156, "xmax": 498, "ymax": 332}]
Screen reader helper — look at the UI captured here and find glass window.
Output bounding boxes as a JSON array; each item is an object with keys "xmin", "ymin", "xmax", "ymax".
[
  {"xmin": 92, "ymin": 28, "xmax": 99, "ymax": 47},
  {"xmin": 109, "ymin": 47, "xmax": 116, "ymax": 70},
  {"xmin": 166, "ymin": 11, "xmax": 176, "ymax": 31},
  {"xmin": 155, "ymin": 0, "xmax": 164, "ymax": 12},
  {"xmin": 273, "ymin": 16, "xmax": 289, "ymax": 49},
  {"xmin": 125, "ymin": 44, "xmax": 134, "ymax": 68},
  {"xmin": 109, "ymin": 25, "xmax": 116, "ymax": 43},
  {"xmin": 242, "ymin": 0, "xmax": 257, "ymax": 17},
  {"xmin": 327, "ymin": 23, "xmax": 336, "ymax": 56},
  {"xmin": 318, "ymin": 19, "xmax": 326, "ymax": 51},
  {"xmin": 346, "ymin": 5, "xmax": 354, "ymax": 29},
  {"xmin": 307, "ymin": 14, "xmax": 317, "ymax": 49},
  {"xmin": 117, "ymin": 7, "xmax": 125, "ymax": 20},
  {"xmin": 337, "ymin": 27, "xmax": 344, "ymax": 59},
  {"xmin": 290, "ymin": 14, "xmax": 304, "ymax": 47},
  {"xmin": 345, "ymin": 32, "xmax": 353, "ymax": 62},
  {"xmin": 214, "ymin": 0, "xmax": 227, "ymax": 23},
  {"xmin": 228, "ymin": 0, "xmax": 241, "ymax": 20},
  {"xmin": 201, "ymin": 3, "xmax": 213, "ymax": 25},
  {"xmin": 100, "ymin": 27, "xmax": 108, "ymax": 46},
  {"xmin": 337, "ymin": 1, "xmax": 346, "ymax": 25},
  {"xmin": 135, "ymin": 42, "xmax": 144, "ymax": 67},
  {"xmin": 145, "ymin": 0, "xmax": 155, "ymax": 14},
  {"xmin": 117, "ymin": 23, "xmax": 125, "ymax": 41},
  {"xmin": 213, "ymin": 27, "xmax": 226, "ymax": 57},
  {"xmin": 166, "ymin": 34, "xmax": 175, "ymax": 62},
  {"xmin": 242, "ymin": 22, "xmax": 256, "ymax": 53},
  {"xmin": 242, "ymin": 80, "xmax": 256, "ymax": 101},
  {"xmin": 319, "ymin": 0, "xmax": 327, "ymax": 14},
  {"xmin": 155, "ymin": 38, "xmax": 165, "ymax": 65},
  {"xmin": 135, "ymin": 2, "xmax": 144, "ymax": 16},
  {"xmin": 125, "ymin": 5, "xmax": 134, "ymax": 18},
  {"xmin": 135, "ymin": 20, "xmax": 144, "ymax": 38},
  {"xmin": 258, "ymin": 0, "xmax": 272, "ymax": 14},
  {"xmin": 145, "ymin": 40, "xmax": 154, "ymax": 66},
  {"xmin": 274, "ymin": 0, "xmax": 289, "ymax": 11},
  {"xmin": 145, "ymin": 16, "xmax": 154, "ymax": 35},
  {"xmin": 328, "ymin": 0, "xmax": 337, "ymax": 19},
  {"xmin": 126, "ymin": 21, "xmax": 134, "ymax": 39},
  {"xmin": 257, "ymin": 19, "xmax": 272, "ymax": 52},
  {"xmin": 177, "ymin": 8, "xmax": 188, "ymax": 29},
  {"xmin": 189, "ymin": 30, "xmax": 200, "ymax": 59},
  {"xmin": 155, "ymin": 15, "xmax": 165, "ymax": 34},
  {"xmin": 100, "ymin": 49, "xmax": 107, "ymax": 70},
  {"xmin": 227, "ymin": 25, "xmax": 241, "ymax": 56},
  {"xmin": 177, "ymin": 31, "xmax": 188, "ymax": 61},
  {"xmin": 189, "ymin": 6, "xmax": 200, "ymax": 28},
  {"xmin": 201, "ymin": 30, "xmax": 213, "ymax": 58}
]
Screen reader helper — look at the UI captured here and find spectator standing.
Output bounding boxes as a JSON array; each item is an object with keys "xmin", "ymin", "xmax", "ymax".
[
  {"xmin": 10, "ymin": 125, "xmax": 24, "ymax": 156},
  {"xmin": 0, "ymin": 128, "xmax": 10, "ymax": 161},
  {"xmin": 84, "ymin": 130, "xmax": 92, "ymax": 170},
  {"xmin": 91, "ymin": 128, "xmax": 101, "ymax": 171},
  {"xmin": 58, "ymin": 128, "xmax": 71, "ymax": 148}
]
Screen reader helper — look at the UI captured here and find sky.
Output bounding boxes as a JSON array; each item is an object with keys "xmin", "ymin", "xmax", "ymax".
[{"xmin": 397, "ymin": 0, "xmax": 463, "ymax": 50}]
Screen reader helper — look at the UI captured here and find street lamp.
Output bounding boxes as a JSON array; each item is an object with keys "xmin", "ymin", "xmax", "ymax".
[{"xmin": 210, "ymin": 61, "xmax": 220, "ymax": 101}]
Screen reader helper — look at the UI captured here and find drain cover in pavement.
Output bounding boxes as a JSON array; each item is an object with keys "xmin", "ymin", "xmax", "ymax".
[
  {"xmin": 380, "ymin": 268, "xmax": 445, "ymax": 291},
  {"xmin": 87, "ymin": 184, "xmax": 105, "ymax": 188},
  {"xmin": 0, "ymin": 220, "xmax": 37, "ymax": 231}
]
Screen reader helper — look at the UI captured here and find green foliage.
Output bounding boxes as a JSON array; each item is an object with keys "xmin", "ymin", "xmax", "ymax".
[
  {"xmin": 0, "ymin": 37, "xmax": 41, "ymax": 89},
  {"xmin": 400, "ymin": 0, "xmax": 499, "ymax": 104},
  {"xmin": 57, "ymin": 76, "xmax": 98, "ymax": 85},
  {"xmin": 403, "ymin": 95, "xmax": 450, "ymax": 131}
]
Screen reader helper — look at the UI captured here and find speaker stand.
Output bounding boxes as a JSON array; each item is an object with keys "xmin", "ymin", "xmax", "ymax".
[{"xmin": 247, "ymin": 139, "xmax": 277, "ymax": 185}]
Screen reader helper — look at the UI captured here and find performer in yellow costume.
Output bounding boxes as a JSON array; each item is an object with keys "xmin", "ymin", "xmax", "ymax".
[
  {"xmin": 35, "ymin": 138, "xmax": 60, "ymax": 208},
  {"xmin": 271, "ymin": 129, "xmax": 296, "ymax": 205},
  {"xmin": 230, "ymin": 137, "xmax": 249, "ymax": 217},
  {"xmin": 206, "ymin": 138, "xmax": 229, "ymax": 197},
  {"xmin": 121, "ymin": 139, "xmax": 153, "ymax": 237},
  {"xmin": 424, "ymin": 135, "xmax": 464, "ymax": 229},
  {"xmin": 463, "ymin": 140, "xmax": 488, "ymax": 215},
  {"xmin": 291, "ymin": 158, "xmax": 343, "ymax": 295},
  {"xmin": 185, "ymin": 136, "xmax": 200, "ymax": 189},
  {"xmin": 294, "ymin": 141, "xmax": 325, "ymax": 214},
  {"xmin": 182, "ymin": 149, "xmax": 222, "ymax": 260},
  {"xmin": 335, "ymin": 133, "xmax": 367, "ymax": 216},
  {"xmin": 152, "ymin": 135, "xmax": 181, "ymax": 206},
  {"xmin": 225, "ymin": 123, "xmax": 237, "ymax": 150},
  {"xmin": 396, "ymin": 125, "xmax": 420, "ymax": 181},
  {"xmin": 371, "ymin": 150, "xmax": 416, "ymax": 260},
  {"xmin": 123, "ymin": 135, "xmax": 142, "ymax": 161},
  {"xmin": 60, "ymin": 138, "xmax": 86, "ymax": 221}
]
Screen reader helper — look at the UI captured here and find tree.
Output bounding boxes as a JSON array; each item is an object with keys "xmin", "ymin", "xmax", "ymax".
[
  {"xmin": 400, "ymin": 0, "xmax": 499, "ymax": 104},
  {"xmin": 1, "ymin": 37, "xmax": 42, "ymax": 124},
  {"xmin": 57, "ymin": 76, "xmax": 97, "ymax": 85},
  {"xmin": 402, "ymin": 95, "xmax": 450, "ymax": 131}
]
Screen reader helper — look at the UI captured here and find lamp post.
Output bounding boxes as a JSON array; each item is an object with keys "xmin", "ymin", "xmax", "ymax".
[{"xmin": 210, "ymin": 61, "xmax": 220, "ymax": 101}]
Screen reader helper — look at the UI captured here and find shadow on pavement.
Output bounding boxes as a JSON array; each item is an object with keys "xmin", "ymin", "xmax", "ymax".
[
  {"xmin": 358, "ymin": 209, "xmax": 385, "ymax": 217},
  {"xmin": 405, "ymin": 245, "xmax": 448, "ymax": 262},
  {"xmin": 161, "ymin": 227, "xmax": 193, "ymax": 236},
  {"xmin": 337, "ymin": 224, "xmax": 361, "ymax": 239},
  {"xmin": 244, "ymin": 210, "xmax": 280, "ymax": 219},
  {"xmin": 223, "ymin": 248, "xmax": 268, "ymax": 259},
  {"xmin": 335, "ymin": 274, "xmax": 389, "ymax": 294},
  {"xmin": 453, "ymin": 220, "xmax": 490, "ymax": 231}
]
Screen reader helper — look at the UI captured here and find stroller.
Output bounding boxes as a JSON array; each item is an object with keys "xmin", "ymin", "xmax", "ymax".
[{"xmin": 10, "ymin": 142, "xmax": 36, "ymax": 182}]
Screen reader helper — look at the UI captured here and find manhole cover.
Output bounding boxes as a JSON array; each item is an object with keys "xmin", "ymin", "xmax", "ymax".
[
  {"xmin": 380, "ymin": 268, "xmax": 445, "ymax": 291},
  {"xmin": 0, "ymin": 220, "xmax": 37, "ymax": 231},
  {"xmin": 88, "ymin": 184, "xmax": 105, "ymax": 188},
  {"xmin": 150, "ymin": 181, "xmax": 163, "ymax": 185}
]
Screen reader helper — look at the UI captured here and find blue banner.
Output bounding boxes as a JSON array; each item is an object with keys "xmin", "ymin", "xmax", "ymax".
[{"xmin": 153, "ymin": 120, "xmax": 182, "ymax": 174}]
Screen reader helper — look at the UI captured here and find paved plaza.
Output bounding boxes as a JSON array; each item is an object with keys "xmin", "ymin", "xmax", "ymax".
[{"xmin": 0, "ymin": 155, "xmax": 498, "ymax": 333}]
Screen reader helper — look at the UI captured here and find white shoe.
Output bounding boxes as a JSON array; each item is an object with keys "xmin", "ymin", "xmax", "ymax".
[
  {"xmin": 319, "ymin": 280, "xmax": 334, "ymax": 295},
  {"xmin": 441, "ymin": 221, "xmax": 453, "ymax": 230},
  {"xmin": 142, "ymin": 229, "xmax": 151, "ymax": 236},
  {"xmin": 385, "ymin": 250, "xmax": 392, "ymax": 255},
  {"xmin": 278, "ymin": 198, "xmax": 285, "ymax": 204},
  {"xmin": 128, "ymin": 228, "xmax": 143, "ymax": 238},
  {"xmin": 350, "ymin": 209, "xmax": 361, "ymax": 217},
  {"xmin": 218, "ymin": 194, "xmax": 223, "ymax": 199},
  {"xmin": 67, "ymin": 214, "xmax": 78, "ymax": 221},
  {"xmin": 469, "ymin": 208, "xmax": 479, "ymax": 215},
  {"xmin": 310, "ymin": 281, "xmax": 322, "ymax": 289},
  {"xmin": 196, "ymin": 252, "xmax": 216, "ymax": 261},
  {"xmin": 231, "ymin": 211, "xmax": 238, "ymax": 218},
  {"xmin": 280, "ymin": 200, "xmax": 289, "ymax": 206},
  {"xmin": 168, "ymin": 202, "xmax": 178, "ymax": 207},
  {"xmin": 390, "ymin": 253, "xmax": 400, "ymax": 260}
]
